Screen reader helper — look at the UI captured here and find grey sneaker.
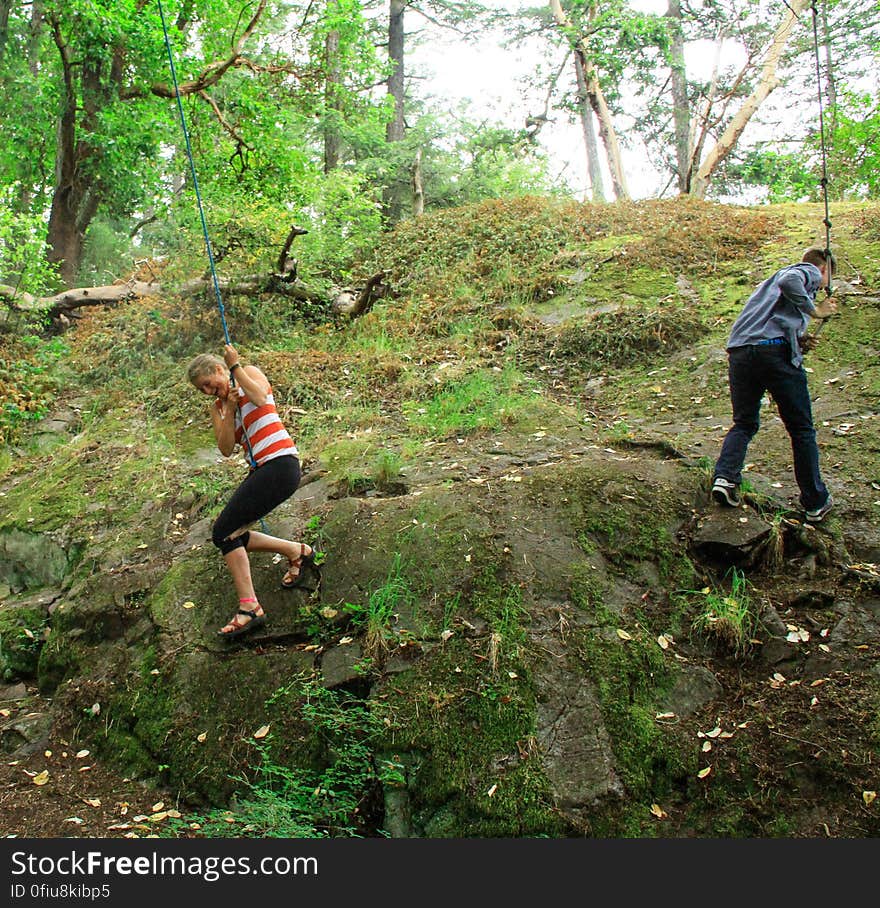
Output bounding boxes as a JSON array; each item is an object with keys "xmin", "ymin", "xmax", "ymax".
[
  {"xmin": 712, "ymin": 477, "xmax": 741, "ymax": 507},
  {"xmin": 805, "ymin": 495, "xmax": 833, "ymax": 523}
]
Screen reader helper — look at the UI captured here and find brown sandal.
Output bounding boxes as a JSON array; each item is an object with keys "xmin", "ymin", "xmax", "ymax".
[
  {"xmin": 218, "ymin": 598, "xmax": 265, "ymax": 639},
  {"xmin": 281, "ymin": 544, "xmax": 315, "ymax": 589}
]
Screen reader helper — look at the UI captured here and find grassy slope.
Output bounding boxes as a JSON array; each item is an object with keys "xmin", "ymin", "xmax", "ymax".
[{"xmin": 1, "ymin": 196, "xmax": 879, "ymax": 837}]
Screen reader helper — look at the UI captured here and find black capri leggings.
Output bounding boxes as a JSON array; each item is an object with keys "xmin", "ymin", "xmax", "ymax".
[{"xmin": 211, "ymin": 455, "xmax": 301, "ymax": 555}]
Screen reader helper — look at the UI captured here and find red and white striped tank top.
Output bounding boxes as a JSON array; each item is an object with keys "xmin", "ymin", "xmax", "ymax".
[{"xmin": 234, "ymin": 385, "xmax": 298, "ymax": 467}]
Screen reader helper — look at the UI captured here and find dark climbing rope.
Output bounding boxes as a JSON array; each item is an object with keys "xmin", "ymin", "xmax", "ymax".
[{"xmin": 810, "ymin": 0, "xmax": 834, "ymax": 300}]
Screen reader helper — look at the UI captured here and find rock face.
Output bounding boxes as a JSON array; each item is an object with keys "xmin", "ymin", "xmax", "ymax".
[
  {"xmin": 2, "ymin": 431, "xmax": 879, "ymax": 837},
  {"xmin": 1, "ymin": 452, "xmax": 710, "ymax": 833}
]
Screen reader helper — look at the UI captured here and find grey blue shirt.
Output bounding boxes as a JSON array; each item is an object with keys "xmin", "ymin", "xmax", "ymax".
[{"xmin": 727, "ymin": 262, "xmax": 822, "ymax": 367}]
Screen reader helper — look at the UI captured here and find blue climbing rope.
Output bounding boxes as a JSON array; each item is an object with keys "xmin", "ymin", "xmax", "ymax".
[
  {"xmin": 157, "ymin": 0, "xmax": 231, "ymax": 343},
  {"xmin": 158, "ymin": 0, "xmax": 266, "ymax": 518}
]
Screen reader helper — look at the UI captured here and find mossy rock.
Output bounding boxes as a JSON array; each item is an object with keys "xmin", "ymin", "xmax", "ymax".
[{"xmin": 0, "ymin": 528, "xmax": 74, "ymax": 592}]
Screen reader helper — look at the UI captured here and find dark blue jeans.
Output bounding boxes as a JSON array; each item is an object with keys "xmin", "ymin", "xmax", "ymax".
[{"xmin": 714, "ymin": 344, "xmax": 828, "ymax": 510}]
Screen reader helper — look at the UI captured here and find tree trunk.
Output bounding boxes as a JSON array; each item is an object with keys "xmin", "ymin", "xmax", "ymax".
[
  {"xmin": 573, "ymin": 51, "xmax": 605, "ymax": 201},
  {"xmin": 548, "ymin": 0, "xmax": 628, "ymax": 200},
  {"xmin": 411, "ymin": 147, "xmax": 424, "ymax": 216},
  {"xmin": 0, "ymin": 0, "xmax": 11, "ymax": 63},
  {"xmin": 386, "ymin": 0, "xmax": 405, "ymax": 145},
  {"xmin": 666, "ymin": 0, "xmax": 692, "ymax": 193},
  {"xmin": 383, "ymin": 0, "xmax": 408, "ymax": 223},
  {"xmin": 323, "ymin": 2, "xmax": 342, "ymax": 173},
  {"xmin": 691, "ymin": 0, "xmax": 810, "ymax": 198}
]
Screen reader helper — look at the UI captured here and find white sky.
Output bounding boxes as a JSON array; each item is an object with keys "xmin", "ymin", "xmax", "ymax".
[{"xmin": 412, "ymin": 1, "xmax": 763, "ymax": 200}]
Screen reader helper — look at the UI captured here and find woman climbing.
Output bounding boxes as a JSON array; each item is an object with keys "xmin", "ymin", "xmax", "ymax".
[{"xmin": 187, "ymin": 344, "xmax": 315, "ymax": 639}]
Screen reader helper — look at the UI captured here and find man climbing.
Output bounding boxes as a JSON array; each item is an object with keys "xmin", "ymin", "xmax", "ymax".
[{"xmin": 711, "ymin": 246, "xmax": 838, "ymax": 522}]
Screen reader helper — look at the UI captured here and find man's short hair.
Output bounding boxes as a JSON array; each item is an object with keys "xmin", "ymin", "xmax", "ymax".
[{"xmin": 802, "ymin": 246, "xmax": 836, "ymax": 274}]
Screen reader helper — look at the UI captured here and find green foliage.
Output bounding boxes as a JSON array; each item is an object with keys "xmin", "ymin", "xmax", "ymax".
[
  {"xmin": 690, "ymin": 568, "xmax": 758, "ymax": 655},
  {"xmin": 343, "ymin": 553, "xmax": 415, "ymax": 661},
  {"xmin": 76, "ymin": 219, "xmax": 138, "ymax": 287},
  {"xmin": 0, "ymin": 191, "xmax": 59, "ymax": 295},
  {"xmin": 0, "ymin": 335, "xmax": 67, "ymax": 445},
  {"xmin": 826, "ymin": 92, "xmax": 880, "ymax": 199},
  {"xmin": 722, "ymin": 147, "xmax": 817, "ymax": 203},
  {"xmin": 185, "ymin": 680, "xmax": 386, "ymax": 838}
]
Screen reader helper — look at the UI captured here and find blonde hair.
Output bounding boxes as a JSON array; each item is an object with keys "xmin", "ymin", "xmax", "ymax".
[
  {"xmin": 802, "ymin": 246, "xmax": 836, "ymax": 275},
  {"xmin": 187, "ymin": 353, "xmax": 225, "ymax": 386}
]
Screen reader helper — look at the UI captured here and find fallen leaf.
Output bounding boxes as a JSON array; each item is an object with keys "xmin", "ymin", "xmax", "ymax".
[
  {"xmin": 151, "ymin": 802, "xmax": 164, "ymax": 812},
  {"xmin": 486, "ymin": 783, "xmax": 498, "ymax": 797},
  {"xmin": 650, "ymin": 803, "xmax": 667, "ymax": 819},
  {"xmin": 440, "ymin": 629, "xmax": 454, "ymax": 642},
  {"xmin": 64, "ymin": 817, "xmax": 84, "ymax": 825},
  {"xmin": 0, "ymin": 709, "xmax": 10, "ymax": 718},
  {"xmin": 864, "ymin": 791, "xmax": 876, "ymax": 807},
  {"xmin": 32, "ymin": 770, "xmax": 49, "ymax": 786},
  {"xmin": 197, "ymin": 732, "xmax": 207, "ymax": 743},
  {"xmin": 697, "ymin": 766, "xmax": 712, "ymax": 779},
  {"xmin": 150, "ymin": 811, "xmax": 169, "ymax": 822},
  {"xmin": 657, "ymin": 635, "xmax": 669, "ymax": 650},
  {"xmin": 772, "ymin": 672, "xmax": 786, "ymax": 682},
  {"xmin": 75, "ymin": 749, "xmax": 90, "ymax": 759},
  {"xmin": 253, "ymin": 725, "xmax": 270, "ymax": 740},
  {"xmin": 84, "ymin": 798, "xmax": 101, "ymax": 808},
  {"xmin": 339, "ymin": 636, "xmax": 354, "ymax": 645},
  {"xmin": 655, "ymin": 712, "xmax": 676, "ymax": 720},
  {"xmin": 702, "ymin": 741, "xmax": 712, "ymax": 753},
  {"xmin": 616, "ymin": 628, "xmax": 632, "ymax": 641},
  {"xmin": 182, "ymin": 601, "xmax": 196, "ymax": 610},
  {"xmin": 706, "ymin": 726, "xmax": 722, "ymax": 739}
]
